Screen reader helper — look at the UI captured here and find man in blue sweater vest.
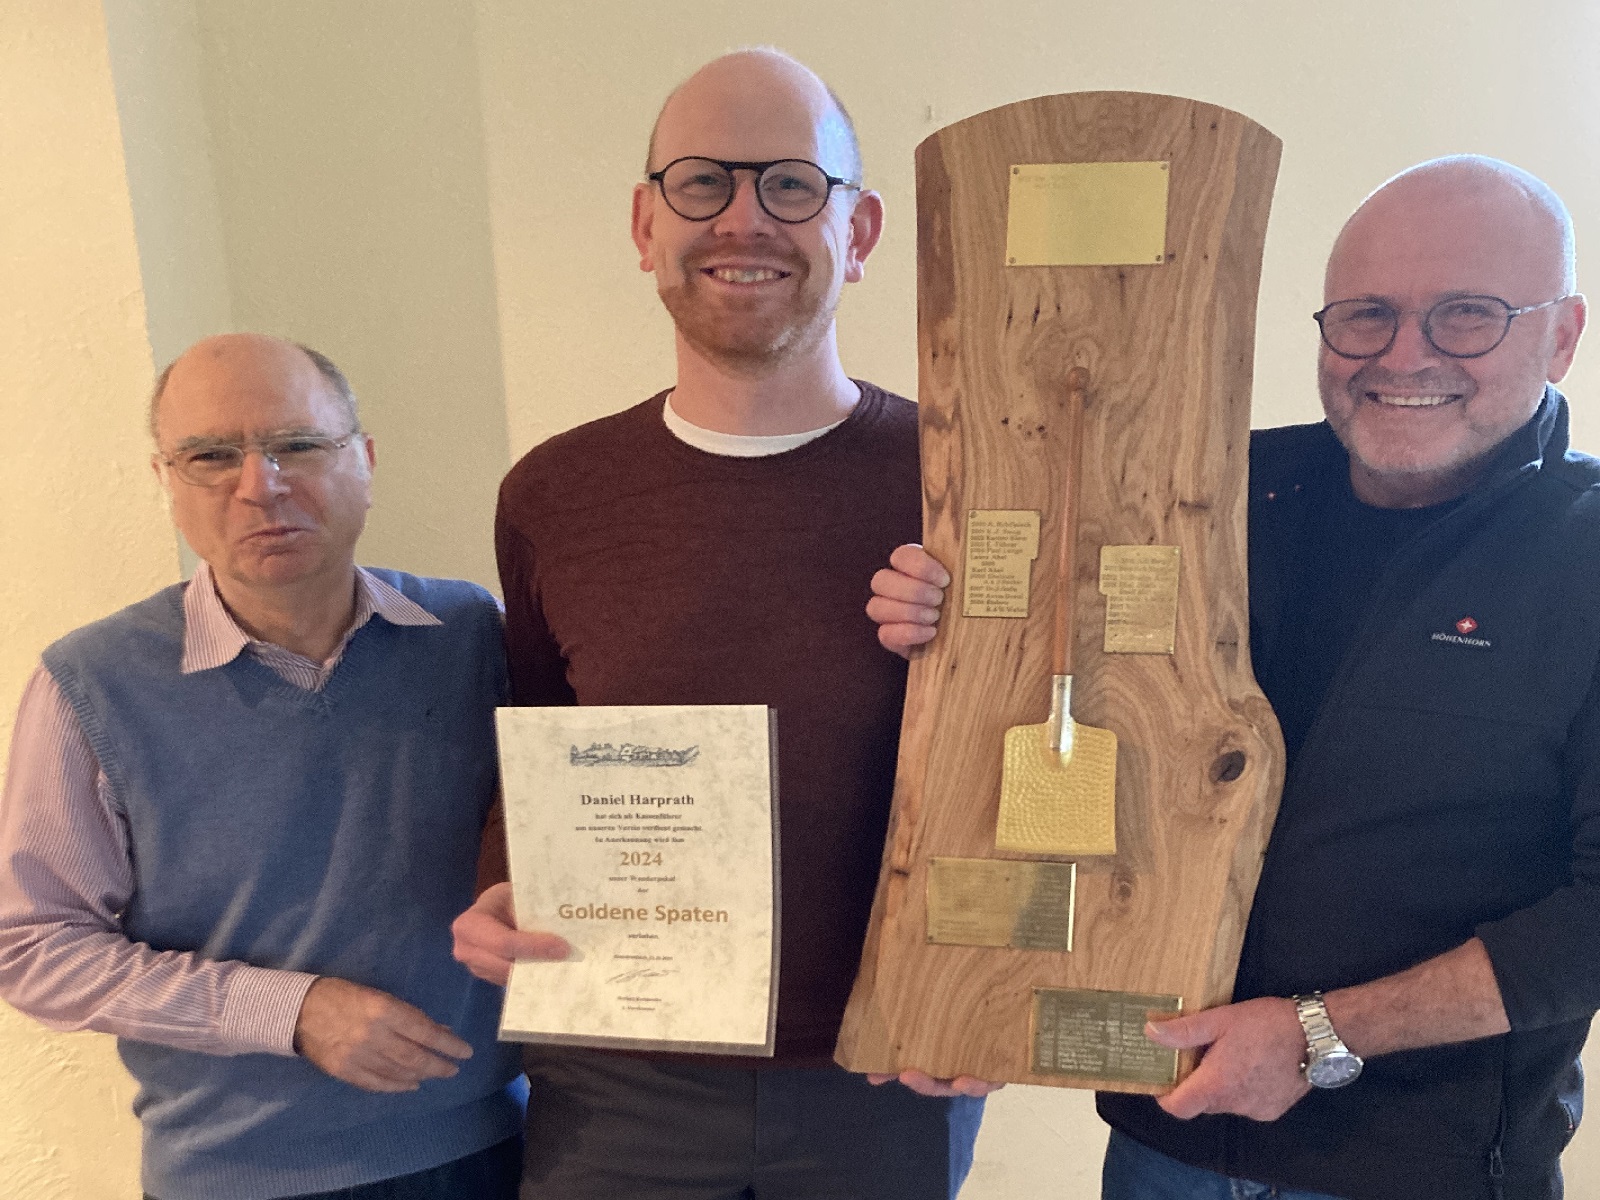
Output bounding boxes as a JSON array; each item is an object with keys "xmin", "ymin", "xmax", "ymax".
[{"xmin": 0, "ymin": 334, "xmax": 544, "ymax": 1199}]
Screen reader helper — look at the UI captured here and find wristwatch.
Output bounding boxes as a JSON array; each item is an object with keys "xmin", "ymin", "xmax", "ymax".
[{"xmin": 1292, "ymin": 992, "xmax": 1363, "ymax": 1088}]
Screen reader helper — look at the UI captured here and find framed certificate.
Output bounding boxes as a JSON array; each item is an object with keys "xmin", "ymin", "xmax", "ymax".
[{"xmin": 495, "ymin": 705, "xmax": 779, "ymax": 1054}]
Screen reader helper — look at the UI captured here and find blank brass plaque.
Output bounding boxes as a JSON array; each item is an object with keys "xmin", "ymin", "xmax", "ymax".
[
  {"xmin": 1100, "ymin": 545, "xmax": 1180, "ymax": 654},
  {"xmin": 1031, "ymin": 988, "xmax": 1183, "ymax": 1084},
  {"xmin": 1005, "ymin": 161, "xmax": 1170, "ymax": 267},
  {"xmin": 963, "ymin": 510, "xmax": 1041, "ymax": 618},
  {"xmin": 927, "ymin": 858, "xmax": 1075, "ymax": 951}
]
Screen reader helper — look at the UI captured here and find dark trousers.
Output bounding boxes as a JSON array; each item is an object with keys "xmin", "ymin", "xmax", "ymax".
[
  {"xmin": 144, "ymin": 1136, "xmax": 521, "ymax": 1200},
  {"xmin": 1101, "ymin": 1131, "xmax": 1350, "ymax": 1200},
  {"xmin": 520, "ymin": 1048, "xmax": 984, "ymax": 1200}
]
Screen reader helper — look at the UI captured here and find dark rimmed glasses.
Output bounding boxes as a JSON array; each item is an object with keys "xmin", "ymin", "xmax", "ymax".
[
  {"xmin": 647, "ymin": 157, "xmax": 860, "ymax": 224},
  {"xmin": 161, "ymin": 429, "xmax": 363, "ymax": 487},
  {"xmin": 1313, "ymin": 294, "xmax": 1572, "ymax": 360}
]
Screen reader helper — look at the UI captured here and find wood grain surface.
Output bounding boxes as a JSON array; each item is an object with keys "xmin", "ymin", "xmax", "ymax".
[{"xmin": 835, "ymin": 92, "xmax": 1286, "ymax": 1092}]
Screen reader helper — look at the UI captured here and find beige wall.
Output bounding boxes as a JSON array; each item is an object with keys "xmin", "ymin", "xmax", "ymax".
[
  {"xmin": 104, "ymin": 0, "xmax": 514, "ymax": 592},
  {"xmin": 101, "ymin": 0, "xmax": 233, "ymax": 374},
  {"xmin": 0, "ymin": 0, "xmax": 179, "ymax": 1195},
  {"xmin": 193, "ymin": 0, "xmax": 511, "ymax": 591},
  {"xmin": 477, "ymin": 0, "xmax": 1599, "ymax": 453},
  {"xmin": 101, "ymin": 0, "xmax": 234, "ymax": 578},
  {"xmin": 3, "ymin": 1, "xmax": 1598, "ymax": 1195}
]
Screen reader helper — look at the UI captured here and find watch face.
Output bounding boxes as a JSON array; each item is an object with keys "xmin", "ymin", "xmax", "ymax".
[{"xmin": 1307, "ymin": 1051, "xmax": 1363, "ymax": 1089}]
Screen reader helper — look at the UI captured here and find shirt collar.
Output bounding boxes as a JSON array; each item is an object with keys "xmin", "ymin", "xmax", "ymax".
[{"xmin": 180, "ymin": 562, "xmax": 440, "ymax": 675}]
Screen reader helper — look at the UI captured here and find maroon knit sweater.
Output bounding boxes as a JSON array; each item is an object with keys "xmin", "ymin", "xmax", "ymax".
[{"xmin": 491, "ymin": 384, "xmax": 921, "ymax": 1065}]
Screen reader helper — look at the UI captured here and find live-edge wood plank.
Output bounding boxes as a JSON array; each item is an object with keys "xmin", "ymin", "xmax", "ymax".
[{"xmin": 837, "ymin": 92, "xmax": 1286, "ymax": 1091}]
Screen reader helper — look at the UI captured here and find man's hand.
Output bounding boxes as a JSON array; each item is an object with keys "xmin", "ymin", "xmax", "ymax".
[
  {"xmin": 1145, "ymin": 997, "xmax": 1310, "ymax": 1121},
  {"xmin": 294, "ymin": 977, "xmax": 474, "ymax": 1093},
  {"xmin": 866, "ymin": 1069, "xmax": 1004, "ymax": 1098},
  {"xmin": 865, "ymin": 544, "xmax": 950, "ymax": 657},
  {"xmin": 451, "ymin": 881, "xmax": 571, "ymax": 987}
]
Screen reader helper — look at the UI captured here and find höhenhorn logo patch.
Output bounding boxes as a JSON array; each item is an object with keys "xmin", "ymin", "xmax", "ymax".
[{"xmin": 1431, "ymin": 616, "xmax": 1491, "ymax": 650}]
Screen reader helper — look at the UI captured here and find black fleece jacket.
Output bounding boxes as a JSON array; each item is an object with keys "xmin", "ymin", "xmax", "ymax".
[{"xmin": 1100, "ymin": 389, "xmax": 1600, "ymax": 1200}]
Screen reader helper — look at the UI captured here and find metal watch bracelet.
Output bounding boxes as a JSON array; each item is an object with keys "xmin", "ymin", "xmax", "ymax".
[{"xmin": 1293, "ymin": 991, "xmax": 1363, "ymax": 1088}]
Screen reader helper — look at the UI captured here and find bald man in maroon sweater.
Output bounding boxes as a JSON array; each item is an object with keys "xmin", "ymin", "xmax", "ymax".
[{"xmin": 449, "ymin": 50, "xmax": 989, "ymax": 1200}]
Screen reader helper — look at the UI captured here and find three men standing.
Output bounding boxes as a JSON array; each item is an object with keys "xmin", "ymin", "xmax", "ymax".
[{"xmin": 4, "ymin": 43, "xmax": 1595, "ymax": 1200}]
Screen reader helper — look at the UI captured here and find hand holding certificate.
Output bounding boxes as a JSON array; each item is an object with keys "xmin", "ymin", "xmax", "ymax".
[{"xmin": 495, "ymin": 705, "xmax": 779, "ymax": 1055}]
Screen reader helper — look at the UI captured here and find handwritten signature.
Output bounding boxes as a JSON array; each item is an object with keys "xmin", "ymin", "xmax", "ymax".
[{"xmin": 606, "ymin": 967, "xmax": 679, "ymax": 985}]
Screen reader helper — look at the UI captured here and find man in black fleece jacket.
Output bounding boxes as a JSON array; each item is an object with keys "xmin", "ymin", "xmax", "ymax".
[{"xmin": 869, "ymin": 155, "xmax": 1592, "ymax": 1199}]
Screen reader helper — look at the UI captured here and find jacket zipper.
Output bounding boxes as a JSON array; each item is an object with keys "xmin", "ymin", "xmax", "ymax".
[{"xmin": 1488, "ymin": 1089, "xmax": 1507, "ymax": 1200}]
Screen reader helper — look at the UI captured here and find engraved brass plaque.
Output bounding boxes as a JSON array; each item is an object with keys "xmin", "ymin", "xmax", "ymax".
[
  {"xmin": 1031, "ymin": 988, "xmax": 1183, "ymax": 1084},
  {"xmin": 1100, "ymin": 545, "xmax": 1180, "ymax": 654},
  {"xmin": 927, "ymin": 858, "xmax": 1076, "ymax": 952},
  {"xmin": 1005, "ymin": 161, "xmax": 1170, "ymax": 267},
  {"xmin": 963, "ymin": 510, "xmax": 1041, "ymax": 618}
]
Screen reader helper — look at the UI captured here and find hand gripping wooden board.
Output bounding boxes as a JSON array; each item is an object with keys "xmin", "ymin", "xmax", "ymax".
[{"xmin": 835, "ymin": 93, "xmax": 1286, "ymax": 1093}]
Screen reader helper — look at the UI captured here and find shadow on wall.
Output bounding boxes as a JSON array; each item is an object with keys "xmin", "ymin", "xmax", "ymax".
[{"xmin": 110, "ymin": 0, "xmax": 514, "ymax": 592}]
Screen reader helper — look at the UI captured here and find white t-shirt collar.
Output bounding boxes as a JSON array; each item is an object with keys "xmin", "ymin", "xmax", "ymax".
[{"xmin": 662, "ymin": 394, "xmax": 848, "ymax": 458}]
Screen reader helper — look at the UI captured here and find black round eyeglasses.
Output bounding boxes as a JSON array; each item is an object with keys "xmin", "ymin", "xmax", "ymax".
[
  {"xmin": 647, "ymin": 157, "xmax": 860, "ymax": 224},
  {"xmin": 1313, "ymin": 294, "xmax": 1572, "ymax": 360}
]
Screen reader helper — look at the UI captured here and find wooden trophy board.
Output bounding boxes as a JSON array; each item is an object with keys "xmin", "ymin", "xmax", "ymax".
[{"xmin": 835, "ymin": 92, "xmax": 1286, "ymax": 1093}]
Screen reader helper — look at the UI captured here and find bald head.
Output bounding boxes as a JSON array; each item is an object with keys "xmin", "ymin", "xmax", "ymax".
[
  {"xmin": 1328, "ymin": 155, "xmax": 1576, "ymax": 301},
  {"xmin": 1317, "ymin": 155, "xmax": 1586, "ymax": 509},
  {"xmin": 646, "ymin": 49, "xmax": 862, "ymax": 182},
  {"xmin": 149, "ymin": 332, "xmax": 377, "ymax": 611},
  {"xmin": 150, "ymin": 334, "xmax": 357, "ymax": 443}
]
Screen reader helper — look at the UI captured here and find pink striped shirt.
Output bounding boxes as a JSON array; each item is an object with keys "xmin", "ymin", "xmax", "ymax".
[{"xmin": 0, "ymin": 565, "xmax": 440, "ymax": 1056}]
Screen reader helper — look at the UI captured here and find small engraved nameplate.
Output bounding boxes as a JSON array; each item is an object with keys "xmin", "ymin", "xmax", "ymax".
[
  {"xmin": 1100, "ymin": 545, "xmax": 1180, "ymax": 654},
  {"xmin": 963, "ymin": 510, "xmax": 1041, "ymax": 618},
  {"xmin": 1031, "ymin": 988, "xmax": 1183, "ymax": 1085},
  {"xmin": 1006, "ymin": 161, "xmax": 1170, "ymax": 267},
  {"xmin": 926, "ymin": 858, "xmax": 1075, "ymax": 951}
]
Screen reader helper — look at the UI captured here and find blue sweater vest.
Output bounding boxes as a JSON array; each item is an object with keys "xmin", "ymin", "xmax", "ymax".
[{"xmin": 41, "ymin": 571, "xmax": 521, "ymax": 1200}]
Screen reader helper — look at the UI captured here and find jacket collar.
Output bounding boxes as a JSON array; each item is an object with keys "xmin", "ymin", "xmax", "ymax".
[
  {"xmin": 1259, "ymin": 384, "xmax": 1568, "ymax": 506},
  {"xmin": 1473, "ymin": 383, "xmax": 1566, "ymax": 491}
]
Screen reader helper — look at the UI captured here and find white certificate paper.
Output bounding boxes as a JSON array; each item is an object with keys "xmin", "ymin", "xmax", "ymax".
[{"xmin": 496, "ymin": 705, "xmax": 779, "ymax": 1054}]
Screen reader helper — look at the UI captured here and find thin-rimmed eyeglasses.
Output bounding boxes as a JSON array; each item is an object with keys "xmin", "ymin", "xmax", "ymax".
[{"xmin": 160, "ymin": 430, "xmax": 362, "ymax": 487}]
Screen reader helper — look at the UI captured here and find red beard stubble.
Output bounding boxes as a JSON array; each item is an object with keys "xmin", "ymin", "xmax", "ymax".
[{"xmin": 658, "ymin": 245, "xmax": 838, "ymax": 374}]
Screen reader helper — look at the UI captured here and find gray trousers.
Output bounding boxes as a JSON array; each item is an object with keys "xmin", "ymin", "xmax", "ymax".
[{"xmin": 520, "ymin": 1048, "xmax": 984, "ymax": 1200}]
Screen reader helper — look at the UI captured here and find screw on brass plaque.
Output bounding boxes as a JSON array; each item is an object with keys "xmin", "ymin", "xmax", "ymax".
[
  {"xmin": 1099, "ymin": 545, "xmax": 1180, "ymax": 654},
  {"xmin": 1005, "ymin": 161, "xmax": 1170, "ymax": 268},
  {"xmin": 963, "ymin": 510, "xmax": 1041, "ymax": 619},
  {"xmin": 1030, "ymin": 987, "xmax": 1182, "ymax": 1085}
]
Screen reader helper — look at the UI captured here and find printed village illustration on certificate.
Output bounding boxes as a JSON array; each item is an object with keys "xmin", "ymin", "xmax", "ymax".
[{"xmin": 495, "ymin": 705, "xmax": 779, "ymax": 1054}]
